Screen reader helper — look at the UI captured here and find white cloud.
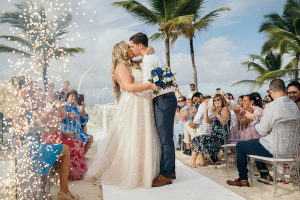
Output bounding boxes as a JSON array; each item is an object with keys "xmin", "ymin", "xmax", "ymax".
[{"xmin": 170, "ymin": 36, "xmax": 268, "ymax": 97}]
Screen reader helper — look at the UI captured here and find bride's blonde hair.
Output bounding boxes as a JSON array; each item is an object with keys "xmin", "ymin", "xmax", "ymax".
[{"xmin": 112, "ymin": 41, "xmax": 139, "ymax": 102}]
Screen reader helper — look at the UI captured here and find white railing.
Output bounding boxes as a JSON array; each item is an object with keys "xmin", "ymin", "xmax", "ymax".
[{"xmin": 85, "ymin": 104, "xmax": 118, "ymax": 133}]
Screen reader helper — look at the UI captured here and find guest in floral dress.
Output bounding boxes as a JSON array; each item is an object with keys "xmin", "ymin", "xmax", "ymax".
[
  {"xmin": 190, "ymin": 94, "xmax": 231, "ymax": 167},
  {"xmin": 61, "ymin": 90, "xmax": 92, "ymax": 180}
]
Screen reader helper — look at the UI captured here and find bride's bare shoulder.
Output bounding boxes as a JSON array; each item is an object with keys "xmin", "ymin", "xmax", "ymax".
[{"xmin": 114, "ymin": 63, "xmax": 131, "ymax": 79}]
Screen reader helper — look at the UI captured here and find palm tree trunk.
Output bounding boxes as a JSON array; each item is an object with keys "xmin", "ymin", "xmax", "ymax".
[
  {"xmin": 296, "ymin": 54, "xmax": 300, "ymax": 80},
  {"xmin": 165, "ymin": 36, "xmax": 170, "ymax": 67},
  {"xmin": 42, "ymin": 63, "xmax": 49, "ymax": 91},
  {"xmin": 189, "ymin": 38, "xmax": 198, "ymax": 91}
]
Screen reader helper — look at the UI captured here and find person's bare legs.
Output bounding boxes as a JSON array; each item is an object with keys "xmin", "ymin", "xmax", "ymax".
[
  {"xmin": 198, "ymin": 153, "xmax": 205, "ymax": 166},
  {"xmin": 59, "ymin": 144, "xmax": 70, "ymax": 194},
  {"xmin": 187, "ymin": 151, "xmax": 197, "ymax": 168},
  {"xmin": 84, "ymin": 137, "xmax": 93, "ymax": 154}
]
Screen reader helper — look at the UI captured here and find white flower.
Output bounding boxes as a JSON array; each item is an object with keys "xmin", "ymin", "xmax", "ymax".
[
  {"xmin": 166, "ymin": 77, "xmax": 171, "ymax": 82},
  {"xmin": 153, "ymin": 76, "xmax": 159, "ymax": 82}
]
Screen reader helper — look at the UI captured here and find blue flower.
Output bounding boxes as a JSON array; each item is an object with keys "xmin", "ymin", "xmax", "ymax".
[{"xmin": 155, "ymin": 80, "xmax": 164, "ymax": 87}]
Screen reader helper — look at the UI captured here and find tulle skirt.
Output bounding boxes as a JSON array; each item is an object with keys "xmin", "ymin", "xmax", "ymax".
[{"xmin": 86, "ymin": 92, "xmax": 161, "ymax": 189}]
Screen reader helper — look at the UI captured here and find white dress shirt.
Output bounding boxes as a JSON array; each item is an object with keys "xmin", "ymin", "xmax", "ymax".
[
  {"xmin": 142, "ymin": 54, "xmax": 174, "ymax": 98},
  {"xmin": 254, "ymin": 96, "xmax": 300, "ymax": 154}
]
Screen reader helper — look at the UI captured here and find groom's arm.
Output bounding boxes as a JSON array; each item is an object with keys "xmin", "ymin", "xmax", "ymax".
[{"xmin": 142, "ymin": 55, "xmax": 162, "ymax": 83}]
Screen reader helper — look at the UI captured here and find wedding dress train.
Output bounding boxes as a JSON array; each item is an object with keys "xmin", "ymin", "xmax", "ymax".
[{"xmin": 86, "ymin": 68, "xmax": 161, "ymax": 189}]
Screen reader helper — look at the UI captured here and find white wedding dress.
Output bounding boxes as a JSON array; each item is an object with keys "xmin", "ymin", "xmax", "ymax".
[{"xmin": 86, "ymin": 68, "xmax": 161, "ymax": 189}]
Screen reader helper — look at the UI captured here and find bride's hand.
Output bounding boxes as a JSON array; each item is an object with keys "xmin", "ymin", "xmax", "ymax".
[{"xmin": 150, "ymin": 84, "xmax": 161, "ymax": 91}]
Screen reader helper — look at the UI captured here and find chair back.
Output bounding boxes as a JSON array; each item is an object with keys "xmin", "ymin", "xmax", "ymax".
[{"xmin": 272, "ymin": 119, "xmax": 300, "ymax": 158}]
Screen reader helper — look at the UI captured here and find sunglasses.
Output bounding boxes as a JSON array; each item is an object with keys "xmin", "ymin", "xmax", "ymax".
[
  {"xmin": 178, "ymin": 100, "xmax": 185, "ymax": 103},
  {"xmin": 213, "ymin": 98, "xmax": 221, "ymax": 103},
  {"xmin": 288, "ymin": 91, "xmax": 297, "ymax": 94}
]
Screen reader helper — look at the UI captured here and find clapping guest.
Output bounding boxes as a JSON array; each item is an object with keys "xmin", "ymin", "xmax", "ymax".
[
  {"xmin": 227, "ymin": 79, "xmax": 300, "ymax": 187},
  {"xmin": 237, "ymin": 95, "xmax": 244, "ymax": 107},
  {"xmin": 61, "ymin": 90, "xmax": 91, "ymax": 180},
  {"xmin": 234, "ymin": 94, "xmax": 261, "ymax": 140},
  {"xmin": 192, "ymin": 94, "xmax": 231, "ymax": 164},
  {"xmin": 191, "ymin": 92, "xmax": 203, "ymax": 109}
]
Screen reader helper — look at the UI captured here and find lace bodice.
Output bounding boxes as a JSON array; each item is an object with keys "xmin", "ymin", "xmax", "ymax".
[{"xmin": 131, "ymin": 68, "xmax": 143, "ymax": 83}]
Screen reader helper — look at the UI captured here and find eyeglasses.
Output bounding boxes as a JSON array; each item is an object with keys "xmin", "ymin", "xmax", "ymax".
[
  {"xmin": 213, "ymin": 98, "xmax": 221, "ymax": 103},
  {"xmin": 288, "ymin": 91, "xmax": 297, "ymax": 94},
  {"xmin": 178, "ymin": 100, "xmax": 185, "ymax": 103}
]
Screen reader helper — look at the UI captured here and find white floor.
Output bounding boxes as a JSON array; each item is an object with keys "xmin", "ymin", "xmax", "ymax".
[{"xmin": 102, "ymin": 160, "xmax": 246, "ymax": 200}]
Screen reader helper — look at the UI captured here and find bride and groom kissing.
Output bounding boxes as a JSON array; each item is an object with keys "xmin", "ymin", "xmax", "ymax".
[{"xmin": 86, "ymin": 32, "xmax": 177, "ymax": 189}]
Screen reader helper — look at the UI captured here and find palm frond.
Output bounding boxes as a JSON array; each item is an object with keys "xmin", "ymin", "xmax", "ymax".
[
  {"xmin": 149, "ymin": 32, "xmax": 164, "ymax": 41},
  {"xmin": 53, "ymin": 47, "xmax": 84, "ymax": 58},
  {"xmin": 113, "ymin": 1, "xmax": 158, "ymax": 24},
  {"xmin": 174, "ymin": 0, "xmax": 204, "ymax": 18},
  {"xmin": 160, "ymin": 14, "xmax": 193, "ymax": 34},
  {"xmin": 257, "ymin": 68, "xmax": 300, "ymax": 81},
  {"xmin": 0, "ymin": 44, "xmax": 31, "ymax": 57},
  {"xmin": 193, "ymin": 7, "xmax": 230, "ymax": 31},
  {"xmin": 0, "ymin": 35, "xmax": 32, "ymax": 49},
  {"xmin": 242, "ymin": 61, "xmax": 266, "ymax": 75},
  {"xmin": 231, "ymin": 80, "xmax": 263, "ymax": 89}
]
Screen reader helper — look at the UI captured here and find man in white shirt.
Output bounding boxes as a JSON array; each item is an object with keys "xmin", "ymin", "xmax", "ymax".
[
  {"xmin": 188, "ymin": 83, "xmax": 197, "ymax": 99},
  {"xmin": 227, "ymin": 79, "xmax": 300, "ymax": 187},
  {"xmin": 129, "ymin": 32, "xmax": 177, "ymax": 187}
]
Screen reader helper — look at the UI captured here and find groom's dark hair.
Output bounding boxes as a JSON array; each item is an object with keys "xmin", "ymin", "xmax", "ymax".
[{"xmin": 129, "ymin": 32, "xmax": 148, "ymax": 47}]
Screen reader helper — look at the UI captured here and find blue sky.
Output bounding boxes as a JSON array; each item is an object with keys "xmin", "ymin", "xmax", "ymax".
[{"xmin": 0, "ymin": 0, "xmax": 287, "ymax": 104}]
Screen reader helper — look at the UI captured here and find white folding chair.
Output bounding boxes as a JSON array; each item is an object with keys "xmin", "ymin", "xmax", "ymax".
[{"xmin": 248, "ymin": 119, "xmax": 300, "ymax": 199}]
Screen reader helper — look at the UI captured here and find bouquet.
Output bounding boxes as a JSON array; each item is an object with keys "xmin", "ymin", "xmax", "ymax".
[{"xmin": 148, "ymin": 65, "xmax": 176, "ymax": 94}]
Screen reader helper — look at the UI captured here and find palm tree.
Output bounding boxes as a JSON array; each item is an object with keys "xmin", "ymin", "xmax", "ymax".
[
  {"xmin": 113, "ymin": 0, "xmax": 196, "ymax": 67},
  {"xmin": 232, "ymin": 51, "xmax": 299, "ymax": 88},
  {"xmin": 173, "ymin": 2, "xmax": 230, "ymax": 90},
  {"xmin": 0, "ymin": 0, "xmax": 84, "ymax": 91},
  {"xmin": 259, "ymin": 0, "xmax": 300, "ymax": 80}
]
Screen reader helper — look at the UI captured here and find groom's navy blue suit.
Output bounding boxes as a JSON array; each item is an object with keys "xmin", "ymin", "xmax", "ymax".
[{"xmin": 153, "ymin": 93, "xmax": 177, "ymax": 178}]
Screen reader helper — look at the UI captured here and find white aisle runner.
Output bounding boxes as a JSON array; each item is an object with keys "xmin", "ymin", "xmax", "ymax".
[{"xmin": 102, "ymin": 160, "xmax": 245, "ymax": 200}]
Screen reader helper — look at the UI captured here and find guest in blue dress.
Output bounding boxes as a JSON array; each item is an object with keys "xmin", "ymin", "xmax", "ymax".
[{"xmin": 62, "ymin": 90, "xmax": 93, "ymax": 153}]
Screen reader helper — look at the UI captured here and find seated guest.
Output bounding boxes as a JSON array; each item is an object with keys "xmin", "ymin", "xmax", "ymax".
[
  {"xmin": 37, "ymin": 104, "xmax": 79, "ymax": 200},
  {"xmin": 61, "ymin": 90, "xmax": 91, "ymax": 180},
  {"xmin": 189, "ymin": 94, "xmax": 231, "ymax": 166},
  {"xmin": 191, "ymin": 92, "xmax": 203, "ymax": 109},
  {"xmin": 226, "ymin": 93, "xmax": 234, "ymax": 100},
  {"xmin": 237, "ymin": 95, "xmax": 244, "ymax": 107},
  {"xmin": 226, "ymin": 79, "xmax": 300, "ymax": 187},
  {"xmin": 183, "ymin": 96, "xmax": 212, "ymax": 155},
  {"xmin": 287, "ymin": 80, "xmax": 300, "ymax": 110},
  {"xmin": 234, "ymin": 94, "xmax": 261, "ymax": 140},
  {"xmin": 63, "ymin": 90, "xmax": 93, "ymax": 153}
]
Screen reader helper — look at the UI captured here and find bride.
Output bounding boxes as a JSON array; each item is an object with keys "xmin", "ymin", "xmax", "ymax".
[{"xmin": 85, "ymin": 41, "xmax": 161, "ymax": 189}]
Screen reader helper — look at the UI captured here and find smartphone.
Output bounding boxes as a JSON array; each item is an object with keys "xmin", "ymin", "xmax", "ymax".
[
  {"xmin": 77, "ymin": 94, "xmax": 84, "ymax": 106},
  {"xmin": 216, "ymin": 88, "xmax": 221, "ymax": 94}
]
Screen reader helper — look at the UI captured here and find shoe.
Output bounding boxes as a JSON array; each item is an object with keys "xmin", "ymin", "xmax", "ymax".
[
  {"xmin": 152, "ymin": 174, "xmax": 172, "ymax": 187},
  {"xmin": 258, "ymin": 174, "xmax": 273, "ymax": 184},
  {"xmin": 226, "ymin": 178, "xmax": 250, "ymax": 187},
  {"xmin": 57, "ymin": 191, "xmax": 79, "ymax": 200},
  {"xmin": 171, "ymin": 172, "xmax": 176, "ymax": 179},
  {"xmin": 183, "ymin": 149, "xmax": 191, "ymax": 156},
  {"xmin": 261, "ymin": 174, "xmax": 273, "ymax": 181}
]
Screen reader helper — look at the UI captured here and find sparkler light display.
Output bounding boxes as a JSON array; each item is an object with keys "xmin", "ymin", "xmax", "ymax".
[{"xmin": 0, "ymin": 0, "xmax": 96, "ymax": 199}]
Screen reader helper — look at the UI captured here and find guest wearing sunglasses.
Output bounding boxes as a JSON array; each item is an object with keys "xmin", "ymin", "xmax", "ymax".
[{"xmin": 287, "ymin": 81, "xmax": 300, "ymax": 110}]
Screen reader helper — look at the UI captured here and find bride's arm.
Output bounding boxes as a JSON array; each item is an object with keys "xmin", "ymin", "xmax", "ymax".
[{"xmin": 115, "ymin": 64, "xmax": 159, "ymax": 93}]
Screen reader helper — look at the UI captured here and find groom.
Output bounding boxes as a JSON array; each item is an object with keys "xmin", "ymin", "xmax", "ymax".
[{"xmin": 129, "ymin": 32, "xmax": 177, "ymax": 187}]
